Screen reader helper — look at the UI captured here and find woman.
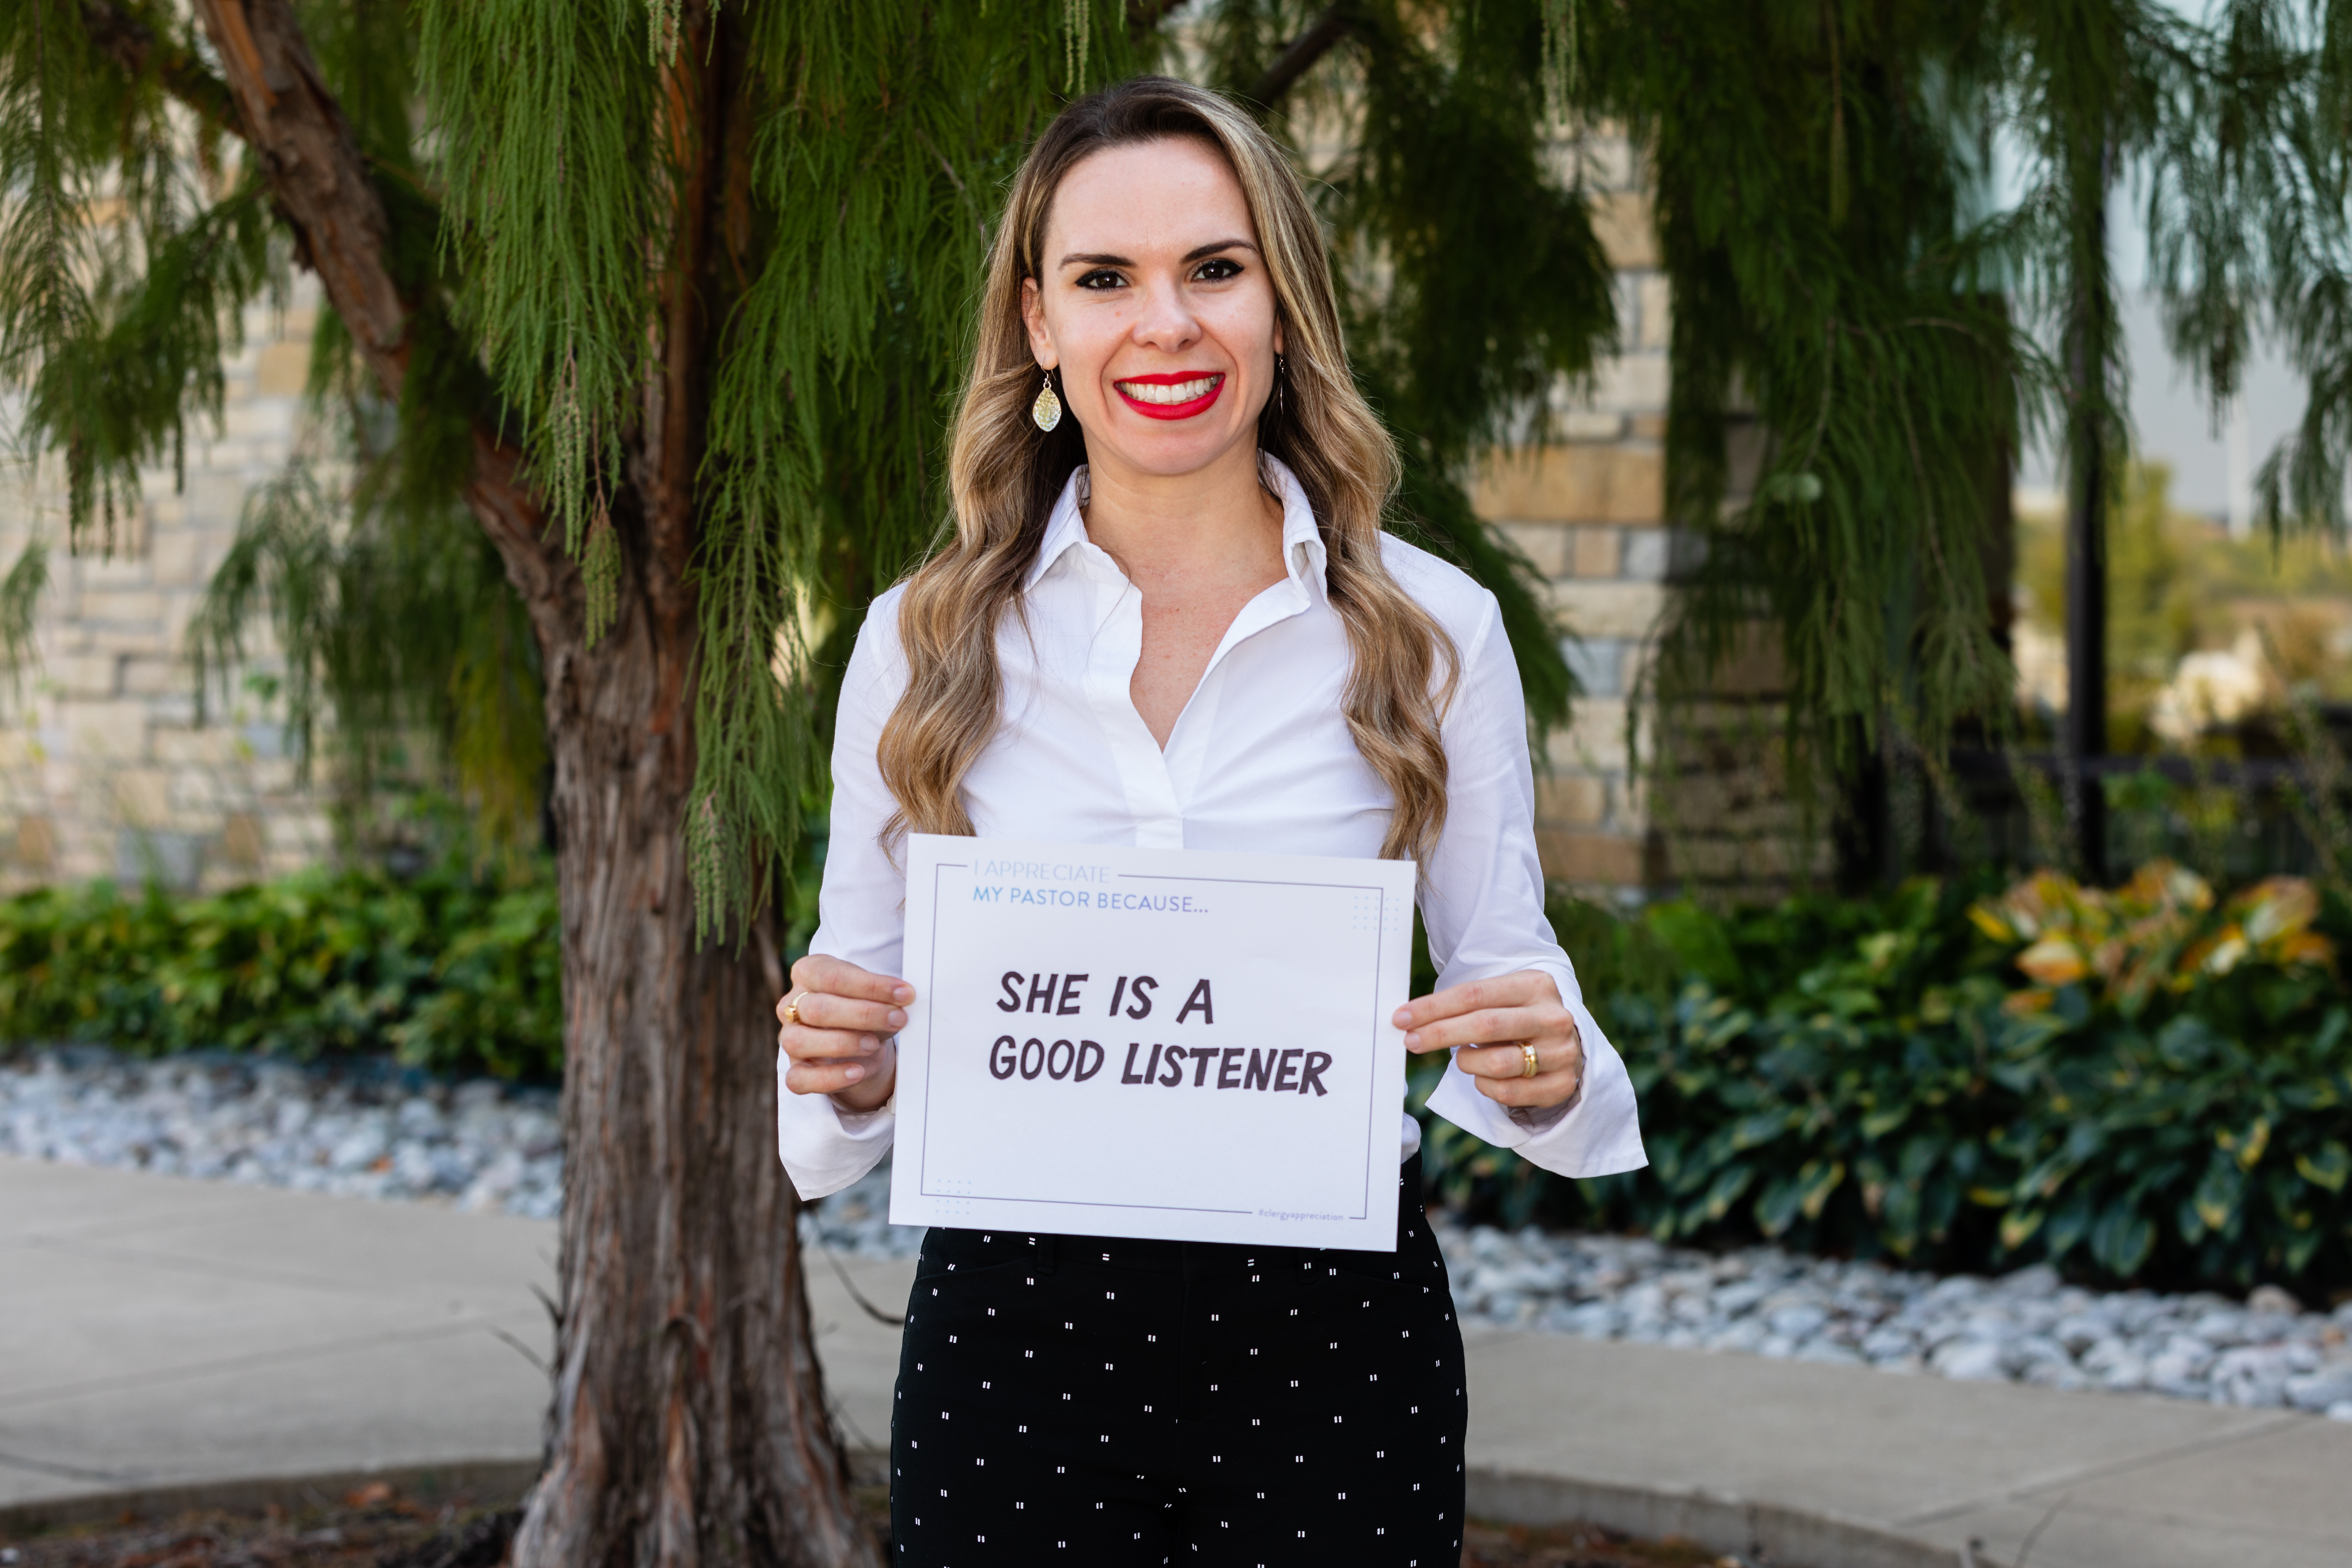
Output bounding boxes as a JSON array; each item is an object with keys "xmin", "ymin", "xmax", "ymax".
[{"xmin": 778, "ymin": 76, "xmax": 1644, "ymax": 1565}]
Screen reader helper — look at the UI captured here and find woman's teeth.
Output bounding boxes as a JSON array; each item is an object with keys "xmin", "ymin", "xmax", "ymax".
[{"xmin": 1117, "ymin": 375, "xmax": 1221, "ymax": 404}]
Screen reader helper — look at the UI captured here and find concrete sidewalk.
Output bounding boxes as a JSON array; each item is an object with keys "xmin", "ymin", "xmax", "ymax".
[{"xmin": 4, "ymin": 1156, "xmax": 2346, "ymax": 1567}]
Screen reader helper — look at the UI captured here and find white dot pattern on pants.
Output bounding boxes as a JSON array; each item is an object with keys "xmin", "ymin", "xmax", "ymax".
[{"xmin": 887, "ymin": 1168, "xmax": 1465, "ymax": 1564}]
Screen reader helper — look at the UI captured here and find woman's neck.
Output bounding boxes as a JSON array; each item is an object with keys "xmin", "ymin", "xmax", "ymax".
[{"xmin": 1078, "ymin": 440, "xmax": 1285, "ymax": 592}]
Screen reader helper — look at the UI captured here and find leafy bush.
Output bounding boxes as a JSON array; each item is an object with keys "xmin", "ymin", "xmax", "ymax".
[
  {"xmin": 1415, "ymin": 867, "xmax": 2352, "ymax": 1295},
  {"xmin": 0, "ymin": 861, "xmax": 561, "ymax": 1080}
]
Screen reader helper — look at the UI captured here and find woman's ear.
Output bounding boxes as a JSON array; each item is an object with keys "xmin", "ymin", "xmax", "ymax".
[{"xmin": 1020, "ymin": 278, "xmax": 1056, "ymax": 370}]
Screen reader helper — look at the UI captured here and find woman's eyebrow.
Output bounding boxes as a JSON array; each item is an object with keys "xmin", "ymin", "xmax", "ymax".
[{"xmin": 1056, "ymin": 238, "xmax": 1260, "ymax": 268}]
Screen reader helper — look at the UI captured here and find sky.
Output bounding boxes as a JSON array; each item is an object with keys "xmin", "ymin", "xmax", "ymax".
[{"xmin": 2004, "ymin": 0, "xmax": 2315, "ymax": 528}]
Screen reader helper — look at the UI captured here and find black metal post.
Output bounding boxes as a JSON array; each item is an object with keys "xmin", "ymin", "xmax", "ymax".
[{"xmin": 2064, "ymin": 164, "xmax": 2109, "ymax": 884}]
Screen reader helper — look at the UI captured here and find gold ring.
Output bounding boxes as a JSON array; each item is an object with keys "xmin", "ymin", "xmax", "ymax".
[
  {"xmin": 1519, "ymin": 1042, "xmax": 1540, "ymax": 1079},
  {"xmin": 783, "ymin": 994, "xmax": 802, "ymax": 1027}
]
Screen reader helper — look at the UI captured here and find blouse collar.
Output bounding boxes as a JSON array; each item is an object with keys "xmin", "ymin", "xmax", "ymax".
[{"xmin": 1025, "ymin": 453, "xmax": 1330, "ymax": 604}]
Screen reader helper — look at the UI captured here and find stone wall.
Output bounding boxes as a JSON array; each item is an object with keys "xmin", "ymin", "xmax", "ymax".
[
  {"xmin": 0, "ymin": 283, "xmax": 327, "ymax": 893},
  {"xmin": 1470, "ymin": 125, "xmax": 1674, "ymax": 898}
]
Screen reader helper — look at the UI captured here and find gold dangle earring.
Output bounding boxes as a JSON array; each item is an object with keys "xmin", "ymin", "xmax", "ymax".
[{"xmin": 1031, "ymin": 369, "xmax": 1063, "ymax": 432}]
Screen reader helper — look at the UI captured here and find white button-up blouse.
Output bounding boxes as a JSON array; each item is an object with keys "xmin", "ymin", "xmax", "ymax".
[{"xmin": 777, "ymin": 455, "xmax": 1647, "ymax": 1202}]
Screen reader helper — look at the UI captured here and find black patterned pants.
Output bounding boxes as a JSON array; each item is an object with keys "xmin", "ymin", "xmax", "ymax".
[{"xmin": 888, "ymin": 1158, "xmax": 1467, "ymax": 1566}]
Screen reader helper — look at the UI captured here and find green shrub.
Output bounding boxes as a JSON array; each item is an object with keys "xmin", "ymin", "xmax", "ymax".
[
  {"xmin": 0, "ymin": 860, "xmax": 562, "ymax": 1081},
  {"xmin": 1415, "ymin": 868, "xmax": 2352, "ymax": 1295}
]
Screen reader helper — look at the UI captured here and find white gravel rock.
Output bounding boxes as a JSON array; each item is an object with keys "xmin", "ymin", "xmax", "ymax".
[
  {"xmin": 1413, "ymin": 1211, "xmax": 2352, "ymax": 1414},
  {"xmin": 12, "ymin": 1043, "xmax": 2349, "ymax": 1418},
  {"xmin": 0, "ymin": 1045, "xmax": 563, "ymax": 1217}
]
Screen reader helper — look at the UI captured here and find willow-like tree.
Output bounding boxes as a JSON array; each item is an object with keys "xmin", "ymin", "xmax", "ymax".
[
  {"xmin": 0, "ymin": 2, "xmax": 1603, "ymax": 1561},
  {"xmin": 6, "ymin": 0, "xmax": 2348, "ymax": 1562}
]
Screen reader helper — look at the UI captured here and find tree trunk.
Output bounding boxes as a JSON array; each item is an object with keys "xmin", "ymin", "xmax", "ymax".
[
  {"xmin": 515, "ymin": 593, "xmax": 881, "ymax": 1568},
  {"xmin": 187, "ymin": 6, "xmax": 884, "ymax": 1564}
]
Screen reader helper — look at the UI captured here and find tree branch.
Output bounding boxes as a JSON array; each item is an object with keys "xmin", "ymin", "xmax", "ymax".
[
  {"xmin": 80, "ymin": 0, "xmax": 245, "ymax": 139},
  {"xmin": 185, "ymin": 0, "xmax": 564, "ymax": 630},
  {"xmin": 1251, "ymin": 5, "xmax": 1352, "ymax": 110},
  {"xmin": 1126, "ymin": 0, "xmax": 1191, "ymax": 42}
]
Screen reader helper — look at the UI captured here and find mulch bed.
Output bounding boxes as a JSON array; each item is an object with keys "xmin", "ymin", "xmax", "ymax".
[{"xmin": 3, "ymin": 1482, "xmax": 1759, "ymax": 1568}]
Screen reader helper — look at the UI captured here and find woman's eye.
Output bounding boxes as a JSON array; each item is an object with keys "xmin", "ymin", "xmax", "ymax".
[
  {"xmin": 1194, "ymin": 258, "xmax": 1243, "ymax": 282},
  {"xmin": 1076, "ymin": 269, "xmax": 1126, "ymax": 290}
]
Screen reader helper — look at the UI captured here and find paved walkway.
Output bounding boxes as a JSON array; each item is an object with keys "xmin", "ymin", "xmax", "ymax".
[{"xmin": 4, "ymin": 1156, "xmax": 2346, "ymax": 1567}]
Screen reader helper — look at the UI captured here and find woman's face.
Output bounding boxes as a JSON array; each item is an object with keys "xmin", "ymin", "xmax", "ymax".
[{"xmin": 1021, "ymin": 136, "xmax": 1283, "ymax": 484}]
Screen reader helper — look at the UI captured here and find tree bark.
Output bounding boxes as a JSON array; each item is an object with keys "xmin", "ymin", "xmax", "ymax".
[
  {"xmin": 518, "ymin": 583, "xmax": 879, "ymax": 1568},
  {"xmin": 185, "ymin": 5, "xmax": 879, "ymax": 1564}
]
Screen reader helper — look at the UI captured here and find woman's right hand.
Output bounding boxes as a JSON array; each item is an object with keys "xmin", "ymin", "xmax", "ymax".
[{"xmin": 778, "ymin": 954, "xmax": 911, "ymax": 1114}]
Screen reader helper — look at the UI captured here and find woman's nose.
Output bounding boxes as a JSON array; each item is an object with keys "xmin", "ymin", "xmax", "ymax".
[{"xmin": 1129, "ymin": 280, "xmax": 1201, "ymax": 352}]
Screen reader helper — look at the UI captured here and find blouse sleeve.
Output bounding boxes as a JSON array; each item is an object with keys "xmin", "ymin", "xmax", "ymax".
[
  {"xmin": 1415, "ymin": 597, "xmax": 1648, "ymax": 1180},
  {"xmin": 776, "ymin": 589, "xmax": 910, "ymax": 1201}
]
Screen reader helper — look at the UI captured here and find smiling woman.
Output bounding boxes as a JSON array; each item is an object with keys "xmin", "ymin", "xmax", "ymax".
[{"xmin": 774, "ymin": 75, "xmax": 1645, "ymax": 1567}]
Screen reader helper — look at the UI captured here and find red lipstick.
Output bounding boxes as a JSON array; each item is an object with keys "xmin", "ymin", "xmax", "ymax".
[{"xmin": 1114, "ymin": 370, "xmax": 1226, "ymax": 421}]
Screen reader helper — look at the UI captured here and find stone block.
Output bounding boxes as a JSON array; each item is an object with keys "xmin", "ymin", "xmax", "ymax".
[
  {"xmin": 253, "ymin": 341, "xmax": 311, "ymax": 397},
  {"xmin": 1536, "ymin": 774, "xmax": 1609, "ymax": 827},
  {"xmin": 1555, "ymin": 410, "xmax": 1625, "ymax": 442},
  {"xmin": 1471, "ymin": 446, "xmax": 1663, "ymax": 524},
  {"xmin": 76, "ymin": 550, "xmax": 154, "ymax": 588},
  {"xmin": 1493, "ymin": 521, "xmax": 1569, "ymax": 578},
  {"xmin": 151, "ymin": 724, "xmax": 242, "ymax": 766},
  {"xmin": 116, "ymin": 826, "xmax": 205, "ymax": 891},
  {"xmin": 1544, "ymin": 580, "xmax": 1667, "ymax": 640},
  {"xmin": 1590, "ymin": 189, "xmax": 1656, "ymax": 268},
  {"xmin": 1563, "ymin": 635, "xmax": 1625, "ymax": 698},
  {"xmin": 183, "ymin": 472, "xmax": 250, "ymax": 523},
  {"xmin": 1621, "ymin": 527, "xmax": 1670, "ymax": 582},
  {"xmin": 1547, "ymin": 132, "xmax": 1639, "ymax": 192},
  {"xmin": 1536, "ymin": 828, "xmax": 1651, "ymax": 887},
  {"xmin": 226, "ymin": 402, "xmax": 299, "ymax": 444},
  {"xmin": 149, "ymin": 526, "xmax": 205, "ymax": 586},
  {"xmin": 86, "ymin": 625, "xmax": 174, "ymax": 656},
  {"xmin": 191, "ymin": 440, "xmax": 257, "ymax": 477},
  {"xmin": 14, "ymin": 815, "xmax": 57, "ymax": 875},
  {"xmin": 52, "ymin": 653, "xmax": 120, "ymax": 699},
  {"xmin": 221, "ymin": 810, "xmax": 267, "ymax": 871},
  {"xmin": 70, "ymin": 700, "xmax": 150, "ymax": 759},
  {"xmin": 1637, "ymin": 275, "xmax": 1672, "ymax": 350},
  {"xmin": 117, "ymin": 655, "xmax": 186, "ymax": 696},
  {"xmin": 1616, "ymin": 771, "xmax": 1651, "ymax": 828},
  {"xmin": 1547, "ymin": 698, "xmax": 1630, "ymax": 775},
  {"xmin": 1628, "ymin": 413, "xmax": 1668, "ymax": 441},
  {"xmin": 110, "ymin": 766, "xmax": 171, "ymax": 826},
  {"xmin": 1570, "ymin": 527, "xmax": 1623, "ymax": 580},
  {"xmin": 1594, "ymin": 351, "xmax": 1669, "ymax": 414}
]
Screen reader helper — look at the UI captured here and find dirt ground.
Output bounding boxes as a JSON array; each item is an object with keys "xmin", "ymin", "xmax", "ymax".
[{"xmin": 0, "ymin": 1483, "xmax": 1763, "ymax": 1568}]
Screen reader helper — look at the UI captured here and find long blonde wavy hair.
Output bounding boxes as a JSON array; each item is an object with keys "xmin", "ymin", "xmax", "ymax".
[{"xmin": 877, "ymin": 76, "xmax": 1458, "ymax": 863}]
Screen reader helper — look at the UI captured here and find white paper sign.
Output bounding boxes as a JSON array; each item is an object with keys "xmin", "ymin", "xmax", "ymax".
[{"xmin": 889, "ymin": 834, "xmax": 1415, "ymax": 1251}]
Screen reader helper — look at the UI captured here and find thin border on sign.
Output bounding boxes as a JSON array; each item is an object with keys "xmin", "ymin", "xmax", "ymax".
[
  {"xmin": 912, "ymin": 864, "xmax": 1394, "ymax": 1222},
  {"xmin": 917, "ymin": 858, "xmax": 965, "ymax": 1199}
]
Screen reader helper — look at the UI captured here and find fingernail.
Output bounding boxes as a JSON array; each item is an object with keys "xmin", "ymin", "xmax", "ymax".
[
  {"xmin": 1392, "ymin": 1008, "xmax": 1411, "ymax": 1028},
  {"xmin": 1401, "ymin": 1031, "xmax": 1419, "ymax": 1050},
  {"xmin": 895, "ymin": 985, "xmax": 914, "ymax": 1003},
  {"xmin": 887, "ymin": 1009, "xmax": 907, "ymax": 1028},
  {"xmin": 844, "ymin": 1064, "xmax": 864, "ymax": 1082},
  {"xmin": 860, "ymin": 1035, "xmax": 879, "ymax": 1053}
]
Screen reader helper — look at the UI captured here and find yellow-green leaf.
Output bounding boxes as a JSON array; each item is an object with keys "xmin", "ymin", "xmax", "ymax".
[{"xmin": 2296, "ymin": 1143, "xmax": 2350, "ymax": 1194}]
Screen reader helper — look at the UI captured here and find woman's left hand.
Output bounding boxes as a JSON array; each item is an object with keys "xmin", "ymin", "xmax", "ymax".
[{"xmin": 1395, "ymin": 970, "xmax": 1585, "ymax": 1110}]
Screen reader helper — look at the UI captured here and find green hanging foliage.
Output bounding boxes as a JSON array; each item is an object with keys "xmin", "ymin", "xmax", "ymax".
[
  {"xmin": 7, "ymin": 0, "xmax": 2352, "ymax": 945},
  {"xmin": 1198, "ymin": 0, "xmax": 1609, "ymax": 734},
  {"xmin": 2144, "ymin": 0, "xmax": 2352, "ymax": 537},
  {"xmin": 1590, "ymin": 2, "xmax": 2054, "ymax": 803}
]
